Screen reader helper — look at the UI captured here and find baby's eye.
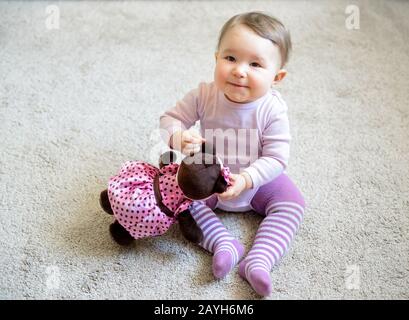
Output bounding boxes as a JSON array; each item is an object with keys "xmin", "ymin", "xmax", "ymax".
[
  {"xmin": 250, "ymin": 62, "xmax": 262, "ymax": 68},
  {"xmin": 225, "ymin": 56, "xmax": 236, "ymax": 62}
]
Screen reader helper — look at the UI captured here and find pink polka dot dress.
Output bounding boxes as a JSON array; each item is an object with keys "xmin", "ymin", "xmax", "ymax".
[{"xmin": 107, "ymin": 161, "xmax": 192, "ymax": 240}]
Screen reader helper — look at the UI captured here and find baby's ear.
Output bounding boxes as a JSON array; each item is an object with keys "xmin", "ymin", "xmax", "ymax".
[
  {"xmin": 272, "ymin": 69, "xmax": 287, "ymax": 85},
  {"xmin": 212, "ymin": 174, "xmax": 228, "ymax": 194}
]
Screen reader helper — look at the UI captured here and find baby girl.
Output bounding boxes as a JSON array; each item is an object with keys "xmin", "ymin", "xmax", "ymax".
[{"xmin": 160, "ymin": 11, "xmax": 305, "ymax": 296}]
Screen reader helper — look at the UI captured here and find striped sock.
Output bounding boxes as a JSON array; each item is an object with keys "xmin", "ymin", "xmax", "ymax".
[
  {"xmin": 190, "ymin": 202, "xmax": 244, "ymax": 279},
  {"xmin": 239, "ymin": 201, "xmax": 304, "ymax": 296}
]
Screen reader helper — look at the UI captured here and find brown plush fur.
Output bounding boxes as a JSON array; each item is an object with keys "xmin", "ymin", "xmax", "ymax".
[{"xmin": 100, "ymin": 143, "xmax": 227, "ymax": 245}]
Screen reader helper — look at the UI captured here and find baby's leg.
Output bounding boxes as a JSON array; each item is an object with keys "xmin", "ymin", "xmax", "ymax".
[
  {"xmin": 239, "ymin": 174, "xmax": 305, "ymax": 296},
  {"xmin": 190, "ymin": 197, "xmax": 244, "ymax": 279}
]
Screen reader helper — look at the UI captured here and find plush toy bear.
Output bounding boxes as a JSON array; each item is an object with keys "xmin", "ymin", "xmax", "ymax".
[{"xmin": 99, "ymin": 143, "xmax": 231, "ymax": 246}]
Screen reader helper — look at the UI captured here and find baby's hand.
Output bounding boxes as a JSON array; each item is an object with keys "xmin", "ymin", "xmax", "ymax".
[
  {"xmin": 217, "ymin": 174, "xmax": 247, "ymax": 201},
  {"xmin": 170, "ymin": 129, "xmax": 206, "ymax": 155}
]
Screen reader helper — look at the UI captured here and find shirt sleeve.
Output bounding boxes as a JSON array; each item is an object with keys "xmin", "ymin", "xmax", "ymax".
[
  {"xmin": 243, "ymin": 103, "xmax": 291, "ymax": 189},
  {"xmin": 159, "ymin": 86, "xmax": 201, "ymax": 147}
]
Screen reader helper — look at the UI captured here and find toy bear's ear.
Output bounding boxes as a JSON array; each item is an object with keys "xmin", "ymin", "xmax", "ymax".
[
  {"xmin": 212, "ymin": 174, "xmax": 228, "ymax": 194},
  {"xmin": 159, "ymin": 151, "xmax": 177, "ymax": 168}
]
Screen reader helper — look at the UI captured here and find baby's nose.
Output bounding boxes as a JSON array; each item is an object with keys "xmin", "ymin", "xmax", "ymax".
[{"xmin": 232, "ymin": 64, "xmax": 248, "ymax": 77}]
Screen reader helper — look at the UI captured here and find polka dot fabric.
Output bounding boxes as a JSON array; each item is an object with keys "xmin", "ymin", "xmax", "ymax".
[{"xmin": 107, "ymin": 161, "xmax": 192, "ymax": 240}]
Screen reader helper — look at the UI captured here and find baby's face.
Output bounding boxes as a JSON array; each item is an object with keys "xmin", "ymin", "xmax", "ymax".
[{"xmin": 214, "ymin": 24, "xmax": 282, "ymax": 104}]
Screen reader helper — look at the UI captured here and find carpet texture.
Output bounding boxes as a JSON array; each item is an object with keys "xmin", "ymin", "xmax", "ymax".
[{"xmin": 1, "ymin": 0, "xmax": 408, "ymax": 299}]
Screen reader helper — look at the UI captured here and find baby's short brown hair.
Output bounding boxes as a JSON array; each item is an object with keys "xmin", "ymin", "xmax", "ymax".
[{"xmin": 217, "ymin": 11, "xmax": 292, "ymax": 68}]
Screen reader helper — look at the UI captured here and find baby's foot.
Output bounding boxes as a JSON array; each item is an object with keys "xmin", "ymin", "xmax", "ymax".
[
  {"xmin": 212, "ymin": 239, "xmax": 244, "ymax": 279},
  {"xmin": 239, "ymin": 259, "xmax": 272, "ymax": 296}
]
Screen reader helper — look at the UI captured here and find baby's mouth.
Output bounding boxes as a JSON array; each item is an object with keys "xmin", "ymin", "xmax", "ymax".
[{"xmin": 228, "ymin": 82, "xmax": 248, "ymax": 88}]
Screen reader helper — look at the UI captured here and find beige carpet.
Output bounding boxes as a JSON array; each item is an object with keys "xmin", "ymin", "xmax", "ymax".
[{"xmin": 1, "ymin": 0, "xmax": 408, "ymax": 299}]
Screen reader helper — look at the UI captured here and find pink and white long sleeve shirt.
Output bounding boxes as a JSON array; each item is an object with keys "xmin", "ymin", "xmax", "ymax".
[{"xmin": 159, "ymin": 82, "xmax": 291, "ymax": 211}]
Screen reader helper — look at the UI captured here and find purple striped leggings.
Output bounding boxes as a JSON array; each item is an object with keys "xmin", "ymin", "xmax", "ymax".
[{"xmin": 190, "ymin": 173, "xmax": 305, "ymax": 281}]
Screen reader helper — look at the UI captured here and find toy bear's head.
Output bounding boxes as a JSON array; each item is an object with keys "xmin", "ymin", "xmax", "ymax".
[
  {"xmin": 157, "ymin": 143, "xmax": 230, "ymax": 244},
  {"xmin": 176, "ymin": 143, "xmax": 229, "ymax": 200}
]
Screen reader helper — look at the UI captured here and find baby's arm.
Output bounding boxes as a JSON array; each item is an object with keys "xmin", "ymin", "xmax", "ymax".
[
  {"xmin": 159, "ymin": 86, "xmax": 205, "ymax": 154},
  {"xmin": 242, "ymin": 107, "xmax": 291, "ymax": 189}
]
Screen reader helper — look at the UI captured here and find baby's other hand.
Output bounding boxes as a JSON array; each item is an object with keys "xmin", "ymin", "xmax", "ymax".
[{"xmin": 217, "ymin": 174, "xmax": 246, "ymax": 201}]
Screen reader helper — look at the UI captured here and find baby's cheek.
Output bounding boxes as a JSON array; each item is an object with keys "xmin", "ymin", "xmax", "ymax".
[
  {"xmin": 215, "ymin": 64, "xmax": 228, "ymax": 82},
  {"xmin": 222, "ymin": 67, "xmax": 231, "ymax": 80}
]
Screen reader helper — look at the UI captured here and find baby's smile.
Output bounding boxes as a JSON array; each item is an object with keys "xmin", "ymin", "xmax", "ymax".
[{"xmin": 227, "ymin": 82, "xmax": 249, "ymax": 88}]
